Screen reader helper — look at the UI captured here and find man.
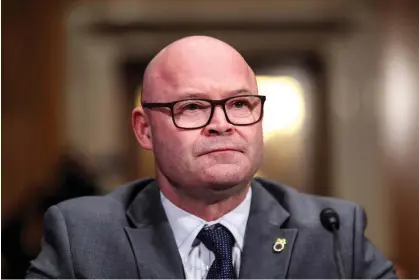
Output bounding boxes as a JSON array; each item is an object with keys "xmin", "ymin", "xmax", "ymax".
[{"xmin": 27, "ymin": 36, "xmax": 396, "ymax": 279}]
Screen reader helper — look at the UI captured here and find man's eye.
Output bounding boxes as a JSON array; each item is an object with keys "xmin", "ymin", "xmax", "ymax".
[
  {"xmin": 232, "ymin": 100, "xmax": 251, "ymax": 108},
  {"xmin": 184, "ymin": 103, "xmax": 200, "ymax": 110}
]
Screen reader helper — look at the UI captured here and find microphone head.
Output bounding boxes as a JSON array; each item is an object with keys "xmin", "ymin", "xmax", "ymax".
[{"xmin": 320, "ymin": 208, "xmax": 340, "ymax": 231}]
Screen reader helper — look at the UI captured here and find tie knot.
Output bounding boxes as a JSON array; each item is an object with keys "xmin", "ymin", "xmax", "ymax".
[{"xmin": 197, "ymin": 224, "xmax": 235, "ymax": 259}]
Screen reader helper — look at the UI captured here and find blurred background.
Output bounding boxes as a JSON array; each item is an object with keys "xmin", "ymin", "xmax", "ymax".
[{"xmin": 2, "ymin": 0, "xmax": 418, "ymax": 278}]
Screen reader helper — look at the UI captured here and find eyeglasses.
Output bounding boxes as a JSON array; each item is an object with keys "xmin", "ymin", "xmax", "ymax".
[{"xmin": 142, "ymin": 94, "xmax": 266, "ymax": 129}]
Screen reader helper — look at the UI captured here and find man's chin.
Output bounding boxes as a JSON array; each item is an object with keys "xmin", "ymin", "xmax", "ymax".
[{"xmin": 200, "ymin": 167, "xmax": 249, "ymax": 188}]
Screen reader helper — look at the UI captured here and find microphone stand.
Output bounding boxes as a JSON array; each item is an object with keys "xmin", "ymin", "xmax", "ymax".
[
  {"xmin": 331, "ymin": 223, "xmax": 346, "ymax": 279},
  {"xmin": 320, "ymin": 208, "xmax": 348, "ymax": 279}
]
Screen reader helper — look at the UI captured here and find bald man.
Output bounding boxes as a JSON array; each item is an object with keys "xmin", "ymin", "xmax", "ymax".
[{"xmin": 27, "ymin": 36, "xmax": 396, "ymax": 279}]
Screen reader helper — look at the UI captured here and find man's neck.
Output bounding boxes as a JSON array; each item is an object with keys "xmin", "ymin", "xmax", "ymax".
[{"xmin": 158, "ymin": 179, "xmax": 251, "ymax": 221}]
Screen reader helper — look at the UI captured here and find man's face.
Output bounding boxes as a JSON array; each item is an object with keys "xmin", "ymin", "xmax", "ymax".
[{"xmin": 143, "ymin": 45, "xmax": 264, "ymax": 193}]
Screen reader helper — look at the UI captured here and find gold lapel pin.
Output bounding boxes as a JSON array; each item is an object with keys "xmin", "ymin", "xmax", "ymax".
[{"xmin": 273, "ymin": 238, "xmax": 287, "ymax": 252}]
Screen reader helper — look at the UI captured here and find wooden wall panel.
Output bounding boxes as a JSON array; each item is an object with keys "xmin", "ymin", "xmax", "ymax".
[{"xmin": 2, "ymin": 0, "xmax": 65, "ymax": 222}]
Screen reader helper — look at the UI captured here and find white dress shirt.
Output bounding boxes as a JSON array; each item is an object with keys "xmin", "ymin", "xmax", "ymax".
[{"xmin": 161, "ymin": 188, "xmax": 252, "ymax": 279}]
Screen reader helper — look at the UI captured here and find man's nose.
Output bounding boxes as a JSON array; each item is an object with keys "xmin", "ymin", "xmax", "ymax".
[{"xmin": 203, "ymin": 106, "xmax": 234, "ymax": 136}]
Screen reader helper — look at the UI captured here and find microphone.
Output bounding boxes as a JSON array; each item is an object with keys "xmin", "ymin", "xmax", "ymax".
[{"xmin": 320, "ymin": 208, "xmax": 347, "ymax": 279}]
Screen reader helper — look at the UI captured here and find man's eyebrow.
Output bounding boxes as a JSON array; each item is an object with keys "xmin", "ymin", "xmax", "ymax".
[
  {"xmin": 231, "ymin": 88, "xmax": 254, "ymax": 95},
  {"xmin": 176, "ymin": 88, "xmax": 255, "ymax": 100},
  {"xmin": 178, "ymin": 92, "xmax": 207, "ymax": 99}
]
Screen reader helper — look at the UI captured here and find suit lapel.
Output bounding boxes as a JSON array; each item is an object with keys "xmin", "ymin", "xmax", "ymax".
[
  {"xmin": 239, "ymin": 180, "xmax": 298, "ymax": 279},
  {"xmin": 125, "ymin": 181, "xmax": 185, "ymax": 279}
]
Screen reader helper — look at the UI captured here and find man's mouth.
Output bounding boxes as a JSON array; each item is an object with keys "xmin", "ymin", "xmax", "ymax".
[{"xmin": 201, "ymin": 148, "xmax": 242, "ymax": 155}]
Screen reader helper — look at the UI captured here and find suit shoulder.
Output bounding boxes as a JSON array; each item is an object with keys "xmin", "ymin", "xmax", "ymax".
[
  {"xmin": 254, "ymin": 177, "xmax": 360, "ymax": 227},
  {"xmin": 53, "ymin": 178, "xmax": 154, "ymax": 226}
]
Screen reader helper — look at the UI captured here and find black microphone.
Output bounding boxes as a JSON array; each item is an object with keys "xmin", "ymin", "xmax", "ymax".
[{"xmin": 320, "ymin": 208, "xmax": 347, "ymax": 279}]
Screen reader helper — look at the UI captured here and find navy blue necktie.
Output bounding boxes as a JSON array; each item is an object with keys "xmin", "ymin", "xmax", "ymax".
[{"xmin": 197, "ymin": 224, "xmax": 237, "ymax": 279}]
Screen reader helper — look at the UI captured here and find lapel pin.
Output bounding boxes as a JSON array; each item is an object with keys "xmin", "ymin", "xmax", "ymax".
[{"xmin": 273, "ymin": 238, "xmax": 287, "ymax": 252}]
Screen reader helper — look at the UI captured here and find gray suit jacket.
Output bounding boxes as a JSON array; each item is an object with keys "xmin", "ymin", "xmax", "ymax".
[{"xmin": 27, "ymin": 178, "xmax": 396, "ymax": 279}]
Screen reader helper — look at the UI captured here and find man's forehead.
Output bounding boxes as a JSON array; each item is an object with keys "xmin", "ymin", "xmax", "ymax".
[
  {"xmin": 153, "ymin": 65, "xmax": 256, "ymax": 100},
  {"xmin": 143, "ymin": 36, "xmax": 256, "ymax": 101}
]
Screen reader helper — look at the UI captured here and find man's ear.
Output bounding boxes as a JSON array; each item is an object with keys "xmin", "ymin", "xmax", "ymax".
[{"xmin": 132, "ymin": 107, "xmax": 153, "ymax": 150}]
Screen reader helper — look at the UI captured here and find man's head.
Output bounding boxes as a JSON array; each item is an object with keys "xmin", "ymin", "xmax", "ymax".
[{"xmin": 132, "ymin": 36, "xmax": 264, "ymax": 202}]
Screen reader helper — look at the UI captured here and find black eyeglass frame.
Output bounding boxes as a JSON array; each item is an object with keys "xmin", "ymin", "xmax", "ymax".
[{"xmin": 142, "ymin": 94, "xmax": 266, "ymax": 129}]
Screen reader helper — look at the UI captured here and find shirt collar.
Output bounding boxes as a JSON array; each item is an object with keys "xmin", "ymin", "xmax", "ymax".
[{"xmin": 161, "ymin": 188, "xmax": 252, "ymax": 261}]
